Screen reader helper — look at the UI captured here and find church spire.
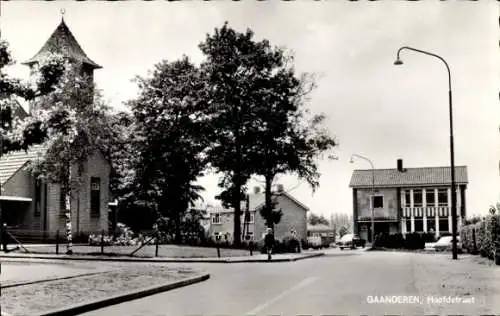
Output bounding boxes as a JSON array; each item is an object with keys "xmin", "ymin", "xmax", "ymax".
[
  {"xmin": 22, "ymin": 12, "xmax": 102, "ymax": 69},
  {"xmin": 60, "ymin": 8, "xmax": 66, "ymax": 23}
]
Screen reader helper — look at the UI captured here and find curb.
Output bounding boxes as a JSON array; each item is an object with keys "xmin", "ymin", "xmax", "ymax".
[
  {"xmin": 227, "ymin": 252, "xmax": 325, "ymax": 262},
  {"xmin": 0, "ymin": 252, "xmax": 324, "ymax": 263},
  {"xmin": 36, "ymin": 273, "xmax": 210, "ymax": 316},
  {"xmin": 2, "ymin": 270, "xmax": 109, "ymax": 289}
]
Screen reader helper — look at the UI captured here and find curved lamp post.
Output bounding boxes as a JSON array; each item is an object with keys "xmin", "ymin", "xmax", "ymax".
[
  {"xmin": 350, "ymin": 154, "xmax": 375, "ymax": 246},
  {"xmin": 394, "ymin": 46, "xmax": 458, "ymax": 260}
]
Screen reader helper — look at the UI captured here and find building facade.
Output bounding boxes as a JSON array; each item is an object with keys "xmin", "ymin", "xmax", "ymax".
[
  {"xmin": 208, "ymin": 186, "xmax": 309, "ymax": 243},
  {"xmin": 349, "ymin": 159, "xmax": 468, "ymax": 242},
  {"xmin": 0, "ymin": 16, "xmax": 110, "ymax": 239}
]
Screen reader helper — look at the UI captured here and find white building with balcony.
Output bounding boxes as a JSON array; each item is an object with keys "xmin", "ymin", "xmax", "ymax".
[{"xmin": 349, "ymin": 159, "xmax": 468, "ymax": 242}]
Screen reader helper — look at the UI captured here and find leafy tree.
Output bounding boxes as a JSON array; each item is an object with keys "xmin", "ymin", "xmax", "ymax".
[
  {"xmin": 308, "ymin": 213, "xmax": 329, "ymax": 226},
  {"xmin": 199, "ymin": 23, "xmax": 267, "ymax": 245},
  {"xmin": 259, "ymin": 194, "xmax": 283, "ymax": 230},
  {"xmin": 464, "ymin": 215, "xmax": 482, "ymax": 225},
  {"xmin": 1, "ymin": 40, "xmax": 64, "ymax": 154},
  {"xmin": 489, "ymin": 203, "xmax": 500, "ymax": 215},
  {"xmin": 199, "ymin": 22, "xmax": 336, "ymax": 243},
  {"xmin": 101, "ymin": 110, "xmax": 138, "ymax": 200},
  {"xmin": 180, "ymin": 208, "xmax": 207, "ymax": 244},
  {"xmin": 127, "ymin": 56, "xmax": 209, "ymax": 243},
  {"xmin": 200, "ymin": 25, "xmax": 336, "ymax": 232},
  {"xmin": 23, "ymin": 63, "xmax": 113, "ymax": 254}
]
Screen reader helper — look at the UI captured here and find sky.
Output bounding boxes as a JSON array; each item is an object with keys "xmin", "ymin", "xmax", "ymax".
[{"xmin": 1, "ymin": 1, "xmax": 499, "ymax": 219}]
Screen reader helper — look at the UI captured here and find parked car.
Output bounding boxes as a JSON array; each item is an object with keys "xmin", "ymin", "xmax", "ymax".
[
  {"xmin": 338, "ymin": 234, "xmax": 366, "ymax": 250},
  {"xmin": 425, "ymin": 236, "xmax": 462, "ymax": 253}
]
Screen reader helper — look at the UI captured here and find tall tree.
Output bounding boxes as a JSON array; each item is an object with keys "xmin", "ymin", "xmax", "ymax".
[
  {"xmin": 1, "ymin": 40, "xmax": 64, "ymax": 154},
  {"xmin": 24, "ymin": 63, "xmax": 113, "ymax": 254},
  {"xmin": 128, "ymin": 56, "xmax": 209, "ymax": 243},
  {"xmin": 199, "ymin": 22, "xmax": 289, "ymax": 245},
  {"xmin": 229, "ymin": 44, "xmax": 336, "ymax": 230},
  {"xmin": 99, "ymin": 110, "xmax": 138, "ymax": 200},
  {"xmin": 308, "ymin": 213, "xmax": 329, "ymax": 226}
]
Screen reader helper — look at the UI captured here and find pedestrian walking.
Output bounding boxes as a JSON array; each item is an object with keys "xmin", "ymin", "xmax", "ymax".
[{"xmin": 264, "ymin": 228, "xmax": 275, "ymax": 261}]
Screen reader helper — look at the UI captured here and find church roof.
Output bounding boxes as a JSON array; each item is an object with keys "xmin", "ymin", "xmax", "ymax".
[
  {"xmin": 22, "ymin": 19, "xmax": 101, "ymax": 69},
  {"xmin": 0, "ymin": 145, "xmax": 46, "ymax": 186}
]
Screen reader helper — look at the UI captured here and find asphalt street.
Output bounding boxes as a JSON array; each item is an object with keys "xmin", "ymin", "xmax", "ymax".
[{"xmin": 80, "ymin": 249, "xmax": 498, "ymax": 315}]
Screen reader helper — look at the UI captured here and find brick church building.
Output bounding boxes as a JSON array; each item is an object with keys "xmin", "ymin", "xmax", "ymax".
[{"xmin": 0, "ymin": 16, "xmax": 111, "ymax": 240}]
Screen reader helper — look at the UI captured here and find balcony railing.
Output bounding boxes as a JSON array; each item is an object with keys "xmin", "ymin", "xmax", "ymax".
[
  {"xmin": 358, "ymin": 208, "xmax": 397, "ymax": 220},
  {"xmin": 402, "ymin": 207, "xmax": 450, "ymax": 218}
]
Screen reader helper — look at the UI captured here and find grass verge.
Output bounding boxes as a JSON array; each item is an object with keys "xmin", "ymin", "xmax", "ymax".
[{"xmin": 1, "ymin": 265, "xmax": 201, "ymax": 315}]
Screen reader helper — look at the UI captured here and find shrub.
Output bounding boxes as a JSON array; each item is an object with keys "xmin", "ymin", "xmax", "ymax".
[
  {"xmin": 88, "ymin": 234, "xmax": 113, "ymax": 246},
  {"xmin": 257, "ymin": 236, "xmax": 301, "ymax": 254},
  {"xmin": 461, "ymin": 214, "xmax": 500, "ymax": 259},
  {"xmin": 476, "ymin": 220, "xmax": 488, "ymax": 257},
  {"xmin": 301, "ymin": 239, "xmax": 310, "ymax": 250},
  {"xmin": 403, "ymin": 233, "xmax": 426, "ymax": 250},
  {"xmin": 373, "ymin": 233, "xmax": 404, "ymax": 249},
  {"xmin": 282, "ymin": 235, "xmax": 301, "ymax": 253},
  {"xmin": 460, "ymin": 224, "xmax": 478, "ymax": 254},
  {"xmin": 387, "ymin": 233, "xmax": 405, "ymax": 248}
]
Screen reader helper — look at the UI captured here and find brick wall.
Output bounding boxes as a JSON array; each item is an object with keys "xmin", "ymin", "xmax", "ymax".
[
  {"xmin": 356, "ymin": 188, "xmax": 398, "ymax": 219},
  {"xmin": 73, "ymin": 151, "xmax": 110, "ymax": 235},
  {"xmin": 264, "ymin": 194, "xmax": 308, "ymax": 241},
  {"xmin": 46, "ymin": 182, "xmax": 63, "ymax": 236},
  {"xmin": 208, "ymin": 211, "xmax": 256, "ymax": 242},
  {"xmin": 43, "ymin": 151, "xmax": 110, "ymax": 237},
  {"xmin": 208, "ymin": 194, "xmax": 308, "ymax": 243}
]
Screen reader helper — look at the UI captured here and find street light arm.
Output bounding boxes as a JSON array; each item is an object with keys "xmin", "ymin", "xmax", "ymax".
[
  {"xmin": 350, "ymin": 154, "xmax": 374, "ymax": 170},
  {"xmin": 395, "ymin": 45, "xmax": 458, "ymax": 260},
  {"xmin": 396, "ymin": 46, "xmax": 451, "ymax": 91}
]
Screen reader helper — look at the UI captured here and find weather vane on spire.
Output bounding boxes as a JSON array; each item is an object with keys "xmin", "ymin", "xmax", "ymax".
[{"xmin": 60, "ymin": 8, "xmax": 66, "ymax": 20}]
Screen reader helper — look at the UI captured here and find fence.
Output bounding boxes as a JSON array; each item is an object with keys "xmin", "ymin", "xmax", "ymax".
[{"xmin": 3, "ymin": 228, "xmax": 255, "ymax": 258}]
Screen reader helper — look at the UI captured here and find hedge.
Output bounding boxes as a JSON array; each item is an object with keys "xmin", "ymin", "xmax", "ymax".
[
  {"xmin": 373, "ymin": 232, "xmax": 436, "ymax": 250},
  {"xmin": 257, "ymin": 236, "xmax": 302, "ymax": 254},
  {"xmin": 460, "ymin": 214, "xmax": 500, "ymax": 260}
]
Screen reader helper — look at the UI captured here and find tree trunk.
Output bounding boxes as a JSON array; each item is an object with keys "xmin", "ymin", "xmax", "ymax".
[
  {"xmin": 265, "ymin": 173, "xmax": 274, "ymax": 231},
  {"xmin": 65, "ymin": 165, "xmax": 73, "ymax": 255},
  {"xmin": 174, "ymin": 204, "xmax": 182, "ymax": 245},
  {"xmin": 233, "ymin": 120, "xmax": 242, "ymax": 246},
  {"xmin": 233, "ymin": 173, "xmax": 242, "ymax": 246}
]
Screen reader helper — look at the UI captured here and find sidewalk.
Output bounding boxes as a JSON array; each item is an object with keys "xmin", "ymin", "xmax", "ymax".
[{"xmin": 0, "ymin": 251, "xmax": 325, "ymax": 263}]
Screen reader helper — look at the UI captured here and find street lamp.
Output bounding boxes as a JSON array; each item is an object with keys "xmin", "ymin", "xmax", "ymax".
[
  {"xmin": 350, "ymin": 154, "xmax": 375, "ymax": 246},
  {"xmin": 394, "ymin": 46, "xmax": 458, "ymax": 260}
]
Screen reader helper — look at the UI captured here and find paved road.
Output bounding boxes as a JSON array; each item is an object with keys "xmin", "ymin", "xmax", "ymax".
[{"xmin": 81, "ymin": 249, "xmax": 498, "ymax": 315}]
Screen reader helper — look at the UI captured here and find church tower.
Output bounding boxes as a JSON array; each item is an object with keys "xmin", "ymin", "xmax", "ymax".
[{"xmin": 22, "ymin": 13, "xmax": 101, "ymax": 112}]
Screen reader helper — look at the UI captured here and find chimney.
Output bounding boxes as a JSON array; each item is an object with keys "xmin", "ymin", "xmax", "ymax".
[
  {"xmin": 397, "ymin": 159, "xmax": 403, "ymax": 172},
  {"xmin": 277, "ymin": 184, "xmax": 284, "ymax": 193},
  {"xmin": 253, "ymin": 186, "xmax": 261, "ymax": 194}
]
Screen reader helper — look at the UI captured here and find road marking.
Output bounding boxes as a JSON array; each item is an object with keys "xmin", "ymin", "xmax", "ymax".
[{"xmin": 246, "ymin": 276, "xmax": 318, "ymax": 315}]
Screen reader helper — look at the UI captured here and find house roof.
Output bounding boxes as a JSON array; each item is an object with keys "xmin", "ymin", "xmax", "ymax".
[
  {"xmin": 214, "ymin": 191, "xmax": 309, "ymax": 213},
  {"xmin": 22, "ymin": 19, "xmax": 101, "ymax": 69},
  {"xmin": 0, "ymin": 144, "xmax": 111, "ymax": 187},
  {"xmin": 349, "ymin": 166, "xmax": 468, "ymax": 188},
  {"xmin": 0, "ymin": 145, "xmax": 46, "ymax": 186},
  {"xmin": 307, "ymin": 224, "xmax": 334, "ymax": 232}
]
